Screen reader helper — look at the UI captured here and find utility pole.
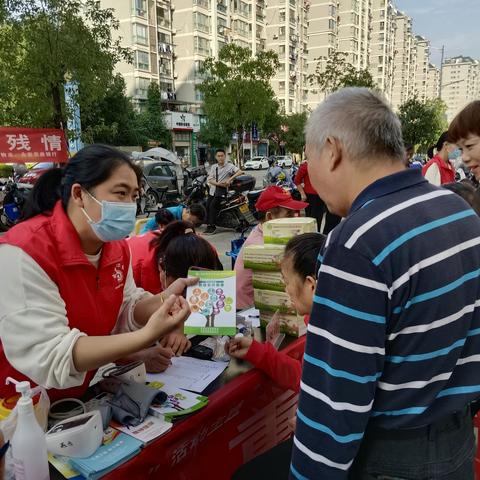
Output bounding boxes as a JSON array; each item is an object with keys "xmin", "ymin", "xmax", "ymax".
[{"xmin": 438, "ymin": 45, "xmax": 445, "ymax": 99}]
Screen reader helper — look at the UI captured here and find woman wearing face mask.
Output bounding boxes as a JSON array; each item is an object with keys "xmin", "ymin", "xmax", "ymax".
[
  {"xmin": 422, "ymin": 131, "xmax": 459, "ymax": 186},
  {"xmin": 226, "ymin": 233, "xmax": 325, "ymax": 392},
  {"xmin": 0, "ymin": 145, "xmax": 192, "ymax": 401}
]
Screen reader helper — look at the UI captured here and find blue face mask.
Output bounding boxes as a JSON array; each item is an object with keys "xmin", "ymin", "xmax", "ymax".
[
  {"xmin": 448, "ymin": 148, "xmax": 461, "ymax": 160},
  {"xmin": 82, "ymin": 191, "xmax": 137, "ymax": 242}
]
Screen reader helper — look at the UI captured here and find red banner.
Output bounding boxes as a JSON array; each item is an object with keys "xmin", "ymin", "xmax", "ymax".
[{"xmin": 0, "ymin": 127, "xmax": 69, "ymax": 163}]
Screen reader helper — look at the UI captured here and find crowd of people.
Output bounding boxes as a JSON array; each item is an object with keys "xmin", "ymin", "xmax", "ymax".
[{"xmin": 0, "ymin": 91, "xmax": 479, "ymax": 478}]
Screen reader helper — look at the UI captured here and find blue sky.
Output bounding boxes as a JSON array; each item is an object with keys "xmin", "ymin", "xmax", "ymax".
[{"xmin": 395, "ymin": 0, "xmax": 480, "ymax": 67}]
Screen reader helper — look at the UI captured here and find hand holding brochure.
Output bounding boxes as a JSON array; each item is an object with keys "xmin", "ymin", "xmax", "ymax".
[{"xmin": 185, "ymin": 269, "xmax": 236, "ymax": 336}]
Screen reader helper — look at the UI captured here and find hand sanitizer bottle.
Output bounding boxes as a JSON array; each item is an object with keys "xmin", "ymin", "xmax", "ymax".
[{"xmin": 6, "ymin": 378, "xmax": 49, "ymax": 480}]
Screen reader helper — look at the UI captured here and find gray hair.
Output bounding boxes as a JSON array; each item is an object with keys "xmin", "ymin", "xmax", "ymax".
[{"xmin": 305, "ymin": 88, "xmax": 405, "ymax": 162}]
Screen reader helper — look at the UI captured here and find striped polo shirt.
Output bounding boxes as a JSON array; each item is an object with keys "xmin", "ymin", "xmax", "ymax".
[{"xmin": 290, "ymin": 169, "xmax": 480, "ymax": 479}]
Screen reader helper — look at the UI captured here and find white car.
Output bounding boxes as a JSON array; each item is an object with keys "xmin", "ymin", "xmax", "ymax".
[
  {"xmin": 244, "ymin": 156, "xmax": 269, "ymax": 170},
  {"xmin": 276, "ymin": 155, "xmax": 293, "ymax": 167}
]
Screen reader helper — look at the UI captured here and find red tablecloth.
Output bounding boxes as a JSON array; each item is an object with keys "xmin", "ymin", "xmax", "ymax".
[{"xmin": 104, "ymin": 337, "xmax": 305, "ymax": 480}]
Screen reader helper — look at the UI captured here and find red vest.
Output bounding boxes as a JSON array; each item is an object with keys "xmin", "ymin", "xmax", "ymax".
[
  {"xmin": 0, "ymin": 201, "xmax": 130, "ymax": 401},
  {"xmin": 422, "ymin": 154, "xmax": 455, "ymax": 185},
  {"xmin": 127, "ymin": 232, "xmax": 163, "ymax": 294}
]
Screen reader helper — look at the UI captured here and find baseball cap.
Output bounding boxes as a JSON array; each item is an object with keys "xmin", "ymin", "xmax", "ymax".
[{"xmin": 255, "ymin": 186, "xmax": 309, "ymax": 212}]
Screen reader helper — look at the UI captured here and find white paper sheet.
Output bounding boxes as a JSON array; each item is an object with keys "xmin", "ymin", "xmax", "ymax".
[{"xmin": 146, "ymin": 356, "xmax": 228, "ymax": 393}]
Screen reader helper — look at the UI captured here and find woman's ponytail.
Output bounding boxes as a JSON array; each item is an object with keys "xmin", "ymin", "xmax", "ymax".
[
  {"xmin": 21, "ymin": 168, "xmax": 64, "ymax": 221},
  {"xmin": 151, "ymin": 221, "xmax": 196, "ymax": 263}
]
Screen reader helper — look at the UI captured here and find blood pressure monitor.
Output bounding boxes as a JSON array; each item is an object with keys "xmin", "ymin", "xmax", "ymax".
[{"xmin": 46, "ymin": 410, "xmax": 103, "ymax": 458}]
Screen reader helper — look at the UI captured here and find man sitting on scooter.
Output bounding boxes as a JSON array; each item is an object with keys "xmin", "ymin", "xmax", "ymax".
[
  {"xmin": 205, "ymin": 149, "xmax": 244, "ymax": 235},
  {"xmin": 234, "ymin": 186, "xmax": 308, "ymax": 309}
]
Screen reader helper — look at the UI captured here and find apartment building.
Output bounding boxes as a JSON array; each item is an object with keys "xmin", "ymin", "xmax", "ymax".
[
  {"xmin": 426, "ymin": 63, "xmax": 440, "ymax": 100},
  {"xmin": 412, "ymin": 36, "xmax": 429, "ymax": 101},
  {"xmin": 369, "ymin": 0, "xmax": 395, "ymax": 99},
  {"xmin": 441, "ymin": 56, "xmax": 480, "ymax": 123},
  {"xmin": 390, "ymin": 10, "xmax": 413, "ymax": 110},
  {"xmin": 100, "ymin": 0, "xmax": 176, "ymax": 107},
  {"xmin": 266, "ymin": 0, "xmax": 309, "ymax": 114}
]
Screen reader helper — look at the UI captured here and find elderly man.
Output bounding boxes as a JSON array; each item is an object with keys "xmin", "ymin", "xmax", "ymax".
[{"xmin": 291, "ymin": 88, "xmax": 480, "ymax": 479}]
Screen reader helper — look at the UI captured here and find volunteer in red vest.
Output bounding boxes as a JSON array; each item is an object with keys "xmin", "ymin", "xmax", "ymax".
[
  {"xmin": 0, "ymin": 145, "xmax": 193, "ymax": 401},
  {"xmin": 422, "ymin": 131, "xmax": 457, "ymax": 185}
]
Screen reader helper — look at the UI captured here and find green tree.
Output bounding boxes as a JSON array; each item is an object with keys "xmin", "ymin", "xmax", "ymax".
[
  {"xmin": 309, "ymin": 51, "xmax": 376, "ymax": 95},
  {"xmin": 198, "ymin": 118, "xmax": 232, "ymax": 150},
  {"xmin": 0, "ymin": 0, "xmax": 130, "ymax": 132},
  {"xmin": 199, "ymin": 44, "xmax": 280, "ymax": 165},
  {"xmin": 398, "ymin": 97, "xmax": 448, "ymax": 153},
  {"xmin": 281, "ymin": 112, "xmax": 308, "ymax": 154},
  {"xmin": 81, "ymin": 74, "xmax": 141, "ymax": 146},
  {"xmin": 136, "ymin": 82, "xmax": 172, "ymax": 149}
]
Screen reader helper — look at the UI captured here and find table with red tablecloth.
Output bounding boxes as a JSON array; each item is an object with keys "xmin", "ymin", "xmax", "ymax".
[{"xmin": 50, "ymin": 336, "xmax": 305, "ymax": 480}]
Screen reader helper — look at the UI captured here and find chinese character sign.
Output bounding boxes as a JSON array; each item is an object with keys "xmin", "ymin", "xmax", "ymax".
[{"xmin": 0, "ymin": 128, "xmax": 69, "ymax": 163}]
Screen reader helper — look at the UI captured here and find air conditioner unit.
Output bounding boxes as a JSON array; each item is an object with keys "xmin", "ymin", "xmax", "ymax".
[
  {"xmin": 171, "ymin": 5, "xmax": 175, "ymax": 11},
  {"xmin": 172, "ymin": 28, "xmax": 177, "ymax": 35},
  {"xmin": 273, "ymin": 34, "xmax": 278, "ymax": 39}
]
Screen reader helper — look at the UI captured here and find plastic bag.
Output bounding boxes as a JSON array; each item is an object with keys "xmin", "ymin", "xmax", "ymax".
[{"xmin": 0, "ymin": 386, "xmax": 50, "ymax": 441}]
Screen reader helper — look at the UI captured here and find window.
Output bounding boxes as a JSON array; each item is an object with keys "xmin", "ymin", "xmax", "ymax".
[
  {"xmin": 136, "ymin": 50, "xmax": 150, "ymax": 70},
  {"xmin": 158, "ymin": 32, "xmax": 170, "ymax": 44},
  {"xmin": 279, "ymin": 81, "xmax": 285, "ymax": 91},
  {"xmin": 194, "ymin": 12, "xmax": 210, "ymax": 33},
  {"xmin": 280, "ymin": 11, "xmax": 286, "ymax": 22},
  {"xmin": 133, "ymin": 23, "xmax": 148, "ymax": 45},
  {"xmin": 136, "ymin": 77, "xmax": 150, "ymax": 98},
  {"xmin": 328, "ymin": 5, "xmax": 336, "ymax": 17},
  {"xmin": 279, "ymin": 26, "xmax": 286, "ymax": 39},
  {"xmin": 194, "ymin": 36, "xmax": 210, "ymax": 55},
  {"xmin": 279, "ymin": 45, "xmax": 285, "ymax": 54},
  {"xmin": 278, "ymin": 63, "xmax": 285, "ymax": 72},
  {"xmin": 150, "ymin": 165, "xmax": 172, "ymax": 177},
  {"xmin": 289, "ymin": 9, "xmax": 295, "ymax": 24},
  {"xmin": 218, "ymin": 16, "xmax": 227, "ymax": 34},
  {"xmin": 195, "ymin": 88, "xmax": 204, "ymax": 101},
  {"xmin": 159, "ymin": 58, "xmax": 171, "ymax": 76},
  {"xmin": 157, "ymin": 7, "xmax": 170, "ymax": 28},
  {"xmin": 328, "ymin": 19, "xmax": 336, "ymax": 30},
  {"xmin": 133, "ymin": 0, "xmax": 146, "ymax": 17}
]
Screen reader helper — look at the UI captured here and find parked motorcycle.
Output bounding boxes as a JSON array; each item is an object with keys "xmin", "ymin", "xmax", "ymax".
[
  {"xmin": 0, "ymin": 181, "xmax": 30, "ymax": 231},
  {"xmin": 183, "ymin": 174, "xmax": 257, "ymax": 232}
]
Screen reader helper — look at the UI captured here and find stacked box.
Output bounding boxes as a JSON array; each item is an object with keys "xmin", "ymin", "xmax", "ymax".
[
  {"xmin": 246, "ymin": 217, "xmax": 317, "ymax": 338},
  {"xmin": 263, "ymin": 217, "xmax": 317, "ymax": 245},
  {"xmin": 260, "ymin": 311, "xmax": 307, "ymax": 338}
]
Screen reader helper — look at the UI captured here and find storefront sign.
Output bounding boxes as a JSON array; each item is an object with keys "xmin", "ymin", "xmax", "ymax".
[
  {"xmin": 0, "ymin": 127, "xmax": 69, "ymax": 163},
  {"xmin": 164, "ymin": 112, "xmax": 200, "ymax": 132}
]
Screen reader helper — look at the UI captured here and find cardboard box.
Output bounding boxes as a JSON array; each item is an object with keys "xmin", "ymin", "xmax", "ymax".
[
  {"xmin": 254, "ymin": 288, "xmax": 295, "ymax": 315},
  {"xmin": 260, "ymin": 311, "xmax": 306, "ymax": 338},
  {"xmin": 243, "ymin": 244, "xmax": 285, "ymax": 271},
  {"xmin": 252, "ymin": 271, "xmax": 285, "ymax": 292},
  {"xmin": 263, "ymin": 217, "xmax": 318, "ymax": 245}
]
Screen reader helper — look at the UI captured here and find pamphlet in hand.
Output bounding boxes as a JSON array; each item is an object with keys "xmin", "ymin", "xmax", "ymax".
[
  {"xmin": 147, "ymin": 381, "xmax": 208, "ymax": 421},
  {"xmin": 185, "ymin": 269, "xmax": 236, "ymax": 336}
]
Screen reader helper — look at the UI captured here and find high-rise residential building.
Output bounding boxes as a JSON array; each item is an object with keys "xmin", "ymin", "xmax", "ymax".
[
  {"xmin": 441, "ymin": 56, "xmax": 480, "ymax": 123},
  {"xmin": 266, "ymin": 0, "xmax": 309, "ymax": 114},
  {"xmin": 369, "ymin": 0, "xmax": 395, "ymax": 99},
  {"xmin": 99, "ymin": 0, "xmax": 176, "ymax": 108},
  {"xmin": 336, "ymin": 0, "xmax": 372, "ymax": 70},
  {"xmin": 412, "ymin": 35, "xmax": 429, "ymax": 101},
  {"xmin": 426, "ymin": 63, "xmax": 440, "ymax": 100},
  {"xmin": 390, "ymin": 10, "xmax": 414, "ymax": 110}
]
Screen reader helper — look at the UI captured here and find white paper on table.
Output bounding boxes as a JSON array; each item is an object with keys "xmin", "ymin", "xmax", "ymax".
[
  {"xmin": 146, "ymin": 356, "xmax": 229, "ymax": 393},
  {"xmin": 236, "ymin": 307, "xmax": 260, "ymax": 327}
]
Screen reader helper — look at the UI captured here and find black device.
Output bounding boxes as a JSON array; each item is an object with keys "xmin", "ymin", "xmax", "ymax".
[{"xmin": 187, "ymin": 344, "xmax": 214, "ymax": 360}]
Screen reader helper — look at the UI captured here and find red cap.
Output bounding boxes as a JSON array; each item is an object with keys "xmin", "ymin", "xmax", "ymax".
[{"xmin": 255, "ymin": 186, "xmax": 309, "ymax": 212}]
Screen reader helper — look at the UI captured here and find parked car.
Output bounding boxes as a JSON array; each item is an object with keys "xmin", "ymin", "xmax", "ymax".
[
  {"xmin": 137, "ymin": 160, "xmax": 179, "ymax": 207},
  {"xmin": 275, "ymin": 155, "xmax": 293, "ymax": 168},
  {"xmin": 244, "ymin": 156, "xmax": 269, "ymax": 170},
  {"xmin": 18, "ymin": 162, "xmax": 55, "ymax": 185}
]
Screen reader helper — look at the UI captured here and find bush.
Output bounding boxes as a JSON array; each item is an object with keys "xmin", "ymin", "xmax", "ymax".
[{"xmin": 0, "ymin": 164, "xmax": 14, "ymax": 178}]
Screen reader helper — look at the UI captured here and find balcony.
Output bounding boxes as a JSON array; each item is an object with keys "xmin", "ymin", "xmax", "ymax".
[
  {"xmin": 195, "ymin": 22, "xmax": 211, "ymax": 33},
  {"xmin": 159, "ymin": 65, "xmax": 172, "ymax": 77},
  {"xmin": 157, "ymin": 17, "xmax": 171, "ymax": 28},
  {"xmin": 193, "ymin": 0, "xmax": 210, "ymax": 8},
  {"xmin": 158, "ymin": 42, "xmax": 174, "ymax": 55},
  {"xmin": 217, "ymin": 3, "xmax": 227, "ymax": 14}
]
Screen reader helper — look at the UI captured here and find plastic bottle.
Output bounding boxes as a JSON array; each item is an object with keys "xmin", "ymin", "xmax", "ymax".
[{"xmin": 6, "ymin": 378, "xmax": 49, "ymax": 480}]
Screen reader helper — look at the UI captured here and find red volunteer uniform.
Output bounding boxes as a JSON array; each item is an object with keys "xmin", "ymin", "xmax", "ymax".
[
  {"xmin": 294, "ymin": 162, "xmax": 317, "ymax": 195},
  {"xmin": 422, "ymin": 154, "xmax": 455, "ymax": 184},
  {"xmin": 243, "ymin": 315, "xmax": 309, "ymax": 392},
  {"xmin": 128, "ymin": 232, "xmax": 163, "ymax": 295},
  {"xmin": 0, "ymin": 201, "xmax": 130, "ymax": 401}
]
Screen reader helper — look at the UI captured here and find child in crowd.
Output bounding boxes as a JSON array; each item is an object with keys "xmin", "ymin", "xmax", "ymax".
[
  {"xmin": 234, "ymin": 186, "xmax": 308, "ymax": 309},
  {"xmin": 140, "ymin": 203, "xmax": 206, "ymax": 234},
  {"xmin": 124, "ymin": 221, "xmax": 223, "ymax": 371},
  {"xmin": 227, "ymin": 233, "xmax": 325, "ymax": 391}
]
